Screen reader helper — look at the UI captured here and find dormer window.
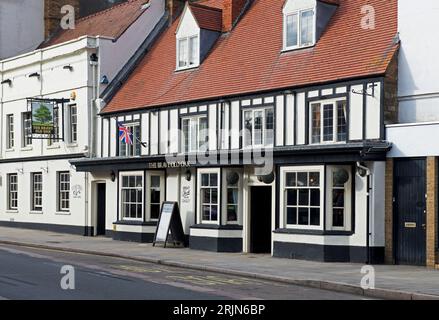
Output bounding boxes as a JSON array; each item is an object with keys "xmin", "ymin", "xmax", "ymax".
[
  {"xmin": 177, "ymin": 35, "xmax": 199, "ymax": 69},
  {"xmin": 284, "ymin": 8, "xmax": 315, "ymax": 50}
]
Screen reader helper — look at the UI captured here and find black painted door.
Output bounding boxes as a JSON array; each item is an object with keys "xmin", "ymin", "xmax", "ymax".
[
  {"xmin": 97, "ymin": 184, "xmax": 106, "ymax": 236},
  {"xmin": 250, "ymin": 186, "xmax": 272, "ymax": 253},
  {"xmin": 394, "ymin": 159, "xmax": 426, "ymax": 266}
]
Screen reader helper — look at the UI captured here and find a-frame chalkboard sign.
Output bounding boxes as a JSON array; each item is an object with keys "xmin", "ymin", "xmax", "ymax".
[{"xmin": 153, "ymin": 202, "xmax": 186, "ymax": 248}]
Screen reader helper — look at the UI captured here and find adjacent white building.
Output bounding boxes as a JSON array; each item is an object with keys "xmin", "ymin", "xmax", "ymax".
[{"xmin": 0, "ymin": 0, "xmax": 167, "ymax": 235}]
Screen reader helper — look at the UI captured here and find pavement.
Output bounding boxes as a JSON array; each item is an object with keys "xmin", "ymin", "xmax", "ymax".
[{"xmin": 0, "ymin": 226, "xmax": 438, "ymax": 300}]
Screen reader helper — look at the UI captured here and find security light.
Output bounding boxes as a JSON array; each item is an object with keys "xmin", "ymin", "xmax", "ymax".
[
  {"xmin": 1, "ymin": 79, "xmax": 12, "ymax": 86},
  {"xmin": 63, "ymin": 65, "xmax": 74, "ymax": 71},
  {"xmin": 28, "ymin": 72, "xmax": 40, "ymax": 79}
]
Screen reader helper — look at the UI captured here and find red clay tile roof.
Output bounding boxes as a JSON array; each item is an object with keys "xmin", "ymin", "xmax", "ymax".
[
  {"xmin": 189, "ymin": 2, "xmax": 223, "ymax": 32},
  {"xmin": 195, "ymin": 0, "xmax": 224, "ymax": 10},
  {"xmin": 40, "ymin": 0, "xmax": 149, "ymax": 48},
  {"xmin": 103, "ymin": 0, "xmax": 398, "ymax": 114}
]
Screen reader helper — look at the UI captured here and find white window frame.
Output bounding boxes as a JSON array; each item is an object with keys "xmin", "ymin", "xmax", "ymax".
[
  {"xmin": 22, "ymin": 112, "xmax": 32, "ymax": 147},
  {"xmin": 69, "ymin": 104, "xmax": 78, "ymax": 143},
  {"xmin": 31, "ymin": 172, "xmax": 43, "ymax": 212},
  {"xmin": 48, "ymin": 107, "xmax": 59, "ymax": 147},
  {"xmin": 242, "ymin": 107, "xmax": 275, "ymax": 148},
  {"xmin": 280, "ymin": 166, "xmax": 324, "ymax": 230},
  {"xmin": 176, "ymin": 34, "xmax": 200, "ymax": 70},
  {"xmin": 118, "ymin": 122, "xmax": 141, "ymax": 157},
  {"xmin": 119, "ymin": 171, "xmax": 144, "ymax": 221},
  {"xmin": 222, "ymin": 169, "xmax": 243, "ymax": 225},
  {"xmin": 197, "ymin": 168, "xmax": 220, "ymax": 225},
  {"xmin": 6, "ymin": 114, "xmax": 14, "ymax": 149},
  {"xmin": 7, "ymin": 173, "xmax": 18, "ymax": 211},
  {"xmin": 309, "ymin": 98, "xmax": 347, "ymax": 145},
  {"xmin": 181, "ymin": 115, "xmax": 208, "ymax": 153},
  {"xmin": 326, "ymin": 165, "xmax": 352, "ymax": 232},
  {"xmin": 283, "ymin": 7, "xmax": 316, "ymax": 51},
  {"xmin": 145, "ymin": 171, "xmax": 165, "ymax": 221},
  {"xmin": 57, "ymin": 171, "xmax": 70, "ymax": 212}
]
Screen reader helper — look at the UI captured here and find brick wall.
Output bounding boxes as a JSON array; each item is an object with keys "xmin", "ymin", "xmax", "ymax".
[
  {"xmin": 384, "ymin": 51, "xmax": 399, "ymax": 124},
  {"xmin": 44, "ymin": 0, "xmax": 80, "ymax": 38},
  {"xmin": 426, "ymin": 157, "xmax": 438, "ymax": 267},
  {"xmin": 222, "ymin": 0, "xmax": 248, "ymax": 32},
  {"xmin": 385, "ymin": 158, "xmax": 394, "ymax": 264}
]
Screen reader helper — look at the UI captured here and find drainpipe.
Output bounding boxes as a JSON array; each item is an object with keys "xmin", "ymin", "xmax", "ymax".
[{"xmin": 357, "ymin": 161, "xmax": 372, "ymax": 264}]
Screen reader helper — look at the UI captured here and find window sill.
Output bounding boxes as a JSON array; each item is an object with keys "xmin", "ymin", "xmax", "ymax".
[
  {"xmin": 113, "ymin": 220, "xmax": 156, "ymax": 226},
  {"xmin": 21, "ymin": 146, "xmax": 33, "ymax": 151},
  {"xmin": 55, "ymin": 211, "xmax": 71, "ymax": 216},
  {"xmin": 274, "ymin": 228, "xmax": 353, "ymax": 236},
  {"xmin": 5, "ymin": 210, "xmax": 18, "ymax": 214},
  {"xmin": 191, "ymin": 224, "xmax": 243, "ymax": 230},
  {"xmin": 29, "ymin": 211, "xmax": 43, "ymax": 215},
  {"xmin": 66, "ymin": 143, "xmax": 78, "ymax": 148},
  {"xmin": 5, "ymin": 148, "xmax": 15, "ymax": 153},
  {"xmin": 281, "ymin": 44, "xmax": 315, "ymax": 53},
  {"xmin": 175, "ymin": 65, "xmax": 199, "ymax": 72},
  {"xmin": 47, "ymin": 144, "xmax": 60, "ymax": 150}
]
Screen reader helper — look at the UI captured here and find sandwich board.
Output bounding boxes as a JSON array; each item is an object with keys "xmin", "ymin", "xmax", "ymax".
[{"xmin": 153, "ymin": 202, "xmax": 185, "ymax": 248}]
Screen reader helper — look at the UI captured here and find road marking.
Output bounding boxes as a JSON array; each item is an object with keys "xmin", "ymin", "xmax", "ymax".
[{"xmin": 166, "ymin": 275, "xmax": 265, "ymax": 286}]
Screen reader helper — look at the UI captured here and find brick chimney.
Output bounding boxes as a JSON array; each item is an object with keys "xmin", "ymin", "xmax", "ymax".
[
  {"xmin": 44, "ymin": 0, "xmax": 80, "ymax": 38},
  {"xmin": 166, "ymin": 0, "xmax": 186, "ymax": 24},
  {"xmin": 222, "ymin": 0, "xmax": 248, "ymax": 32}
]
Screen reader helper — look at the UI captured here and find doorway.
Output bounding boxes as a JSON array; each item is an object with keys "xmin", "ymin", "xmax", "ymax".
[
  {"xmin": 250, "ymin": 186, "xmax": 272, "ymax": 253},
  {"xmin": 96, "ymin": 183, "xmax": 106, "ymax": 236},
  {"xmin": 394, "ymin": 159, "xmax": 426, "ymax": 266}
]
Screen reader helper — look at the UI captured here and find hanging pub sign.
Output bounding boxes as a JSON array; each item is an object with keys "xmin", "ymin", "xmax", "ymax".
[
  {"xmin": 31, "ymin": 100, "xmax": 56, "ymax": 135},
  {"xmin": 153, "ymin": 202, "xmax": 186, "ymax": 248},
  {"xmin": 27, "ymin": 98, "xmax": 69, "ymax": 140}
]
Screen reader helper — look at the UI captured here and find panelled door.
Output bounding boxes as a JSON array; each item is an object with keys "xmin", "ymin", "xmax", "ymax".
[{"xmin": 394, "ymin": 159, "xmax": 426, "ymax": 266}]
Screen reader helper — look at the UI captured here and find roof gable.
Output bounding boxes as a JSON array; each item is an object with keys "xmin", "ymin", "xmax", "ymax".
[{"xmin": 103, "ymin": 0, "xmax": 398, "ymax": 114}]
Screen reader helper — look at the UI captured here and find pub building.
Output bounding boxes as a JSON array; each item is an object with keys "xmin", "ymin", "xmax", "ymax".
[{"xmin": 72, "ymin": 0, "xmax": 399, "ymax": 263}]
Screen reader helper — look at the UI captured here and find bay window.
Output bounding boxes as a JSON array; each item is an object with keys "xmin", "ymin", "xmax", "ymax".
[
  {"xmin": 120, "ymin": 173, "xmax": 144, "ymax": 220},
  {"xmin": 310, "ymin": 99, "xmax": 347, "ymax": 144},
  {"xmin": 284, "ymin": 8, "xmax": 315, "ymax": 50},
  {"xmin": 181, "ymin": 115, "xmax": 208, "ymax": 153},
  {"xmin": 243, "ymin": 107, "xmax": 274, "ymax": 148},
  {"xmin": 198, "ymin": 169, "xmax": 219, "ymax": 224}
]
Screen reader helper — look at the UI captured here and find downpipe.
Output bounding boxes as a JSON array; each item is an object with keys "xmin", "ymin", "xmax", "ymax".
[{"xmin": 357, "ymin": 162, "xmax": 372, "ymax": 264}]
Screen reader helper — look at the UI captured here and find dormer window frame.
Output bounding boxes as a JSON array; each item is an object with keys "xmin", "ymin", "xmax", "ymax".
[
  {"xmin": 283, "ymin": 6, "xmax": 317, "ymax": 52},
  {"xmin": 176, "ymin": 33, "xmax": 200, "ymax": 71}
]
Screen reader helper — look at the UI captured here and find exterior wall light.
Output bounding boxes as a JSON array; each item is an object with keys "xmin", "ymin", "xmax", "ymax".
[
  {"xmin": 110, "ymin": 171, "xmax": 116, "ymax": 182},
  {"xmin": 28, "ymin": 72, "xmax": 40, "ymax": 79},
  {"xmin": 1, "ymin": 79, "xmax": 12, "ymax": 86},
  {"xmin": 63, "ymin": 65, "xmax": 74, "ymax": 71},
  {"xmin": 185, "ymin": 170, "xmax": 191, "ymax": 181},
  {"xmin": 101, "ymin": 75, "xmax": 109, "ymax": 84},
  {"xmin": 257, "ymin": 171, "xmax": 275, "ymax": 184},
  {"xmin": 90, "ymin": 53, "xmax": 98, "ymax": 62}
]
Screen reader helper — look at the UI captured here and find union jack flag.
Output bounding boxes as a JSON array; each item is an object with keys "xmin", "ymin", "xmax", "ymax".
[{"xmin": 118, "ymin": 123, "xmax": 133, "ymax": 145}]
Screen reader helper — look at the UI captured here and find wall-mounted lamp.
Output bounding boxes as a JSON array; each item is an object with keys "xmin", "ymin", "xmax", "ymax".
[
  {"xmin": 185, "ymin": 170, "xmax": 192, "ymax": 182},
  {"xmin": 63, "ymin": 65, "xmax": 74, "ymax": 71},
  {"xmin": 257, "ymin": 171, "xmax": 275, "ymax": 184},
  {"xmin": 110, "ymin": 171, "xmax": 116, "ymax": 182},
  {"xmin": 90, "ymin": 53, "xmax": 98, "ymax": 62},
  {"xmin": 356, "ymin": 162, "xmax": 369, "ymax": 177},
  {"xmin": 100, "ymin": 75, "xmax": 109, "ymax": 85},
  {"xmin": 1, "ymin": 79, "xmax": 12, "ymax": 86},
  {"xmin": 28, "ymin": 72, "xmax": 40, "ymax": 79}
]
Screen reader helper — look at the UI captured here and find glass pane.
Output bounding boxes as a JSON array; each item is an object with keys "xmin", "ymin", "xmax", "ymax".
[
  {"xmin": 151, "ymin": 204, "xmax": 160, "ymax": 220},
  {"xmin": 300, "ymin": 10, "xmax": 314, "ymax": 45},
  {"xmin": 210, "ymin": 173, "xmax": 218, "ymax": 187},
  {"xmin": 287, "ymin": 207, "xmax": 297, "ymax": 225},
  {"xmin": 265, "ymin": 108, "xmax": 274, "ymax": 145},
  {"xmin": 310, "ymin": 189, "xmax": 320, "ymax": 206},
  {"xmin": 333, "ymin": 209, "xmax": 344, "ymax": 227},
  {"xmin": 309, "ymin": 172, "xmax": 320, "ymax": 187},
  {"xmin": 323, "ymin": 104, "xmax": 334, "ymax": 142},
  {"xmin": 151, "ymin": 176, "xmax": 160, "ymax": 188},
  {"xmin": 285, "ymin": 172, "xmax": 296, "ymax": 187},
  {"xmin": 254, "ymin": 111, "xmax": 263, "ymax": 145},
  {"xmin": 297, "ymin": 172, "xmax": 307, "ymax": 187},
  {"xmin": 298, "ymin": 189, "xmax": 309, "ymax": 206},
  {"xmin": 182, "ymin": 119, "xmax": 189, "ymax": 153},
  {"xmin": 190, "ymin": 118, "xmax": 198, "ymax": 152},
  {"xmin": 201, "ymin": 174, "xmax": 209, "ymax": 187},
  {"xmin": 227, "ymin": 205, "xmax": 238, "ymax": 222},
  {"xmin": 178, "ymin": 38, "xmax": 188, "ymax": 67},
  {"xmin": 211, "ymin": 189, "xmax": 218, "ymax": 204},
  {"xmin": 298, "ymin": 208, "xmax": 309, "ymax": 225},
  {"xmin": 202, "ymin": 189, "xmax": 211, "ymax": 204},
  {"xmin": 151, "ymin": 190, "xmax": 160, "ymax": 204},
  {"xmin": 311, "ymin": 103, "xmax": 321, "ymax": 143},
  {"xmin": 227, "ymin": 189, "xmax": 238, "ymax": 205},
  {"xmin": 310, "ymin": 208, "xmax": 320, "ymax": 226},
  {"xmin": 333, "ymin": 189, "xmax": 345, "ymax": 208},
  {"xmin": 337, "ymin": 101, "xmax": 347, "ymax": 142},
  {"xmin": 286, "ymin": 190, "xmax": 297, "ymax": 206},
  {"xmin": 211, "ymin": 205, "xmax": 218, "ymax": 221},
  {"xmin": 189, "ymin": 36, "xmax": 198, "ymax": 65},
  {"xmin": 199, "ymin": 117, "xmax": 208, "ymax": 150},
  {"xmin": 202, "ymin": 205, "xmax": 210, "ymax": 221},
  {"xmin": 244, "ymin": 111, "xmax": 252, "ymax": 146},
  {"xmin": 286, "ymin": 13, "xmax": 298, "ymax": 47}
]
